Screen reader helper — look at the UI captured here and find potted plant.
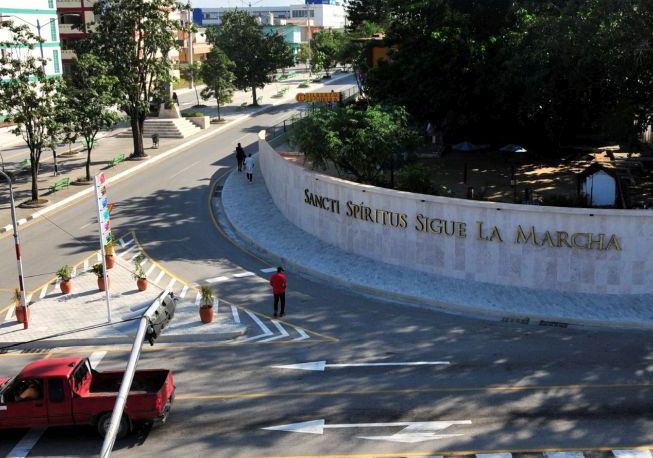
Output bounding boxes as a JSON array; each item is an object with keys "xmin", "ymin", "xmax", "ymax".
[
  {"xmin": 132, "ymin": 255, "xmax": 147, "ymax": 291},
  {"xmin": 104, "ymin": 240, "xmax": 115, "ymax": 269},
  {"xmin": 57, "ymin": 264, "xmax": 73, "ymax": 294},
  {"xmin": 91, "ymin": 263, "xmax": 109, "ymax": 291},
  {"xmin": 199, "ymin": 285, "xmax": 215, "ymax": 323},
  {"xmin": 13, "ymin": 288, "xmax": 29, "ymax": 324}
]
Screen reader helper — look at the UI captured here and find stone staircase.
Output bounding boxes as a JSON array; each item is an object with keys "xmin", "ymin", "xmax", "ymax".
[{"xmin": 118, "ymin": 118, "xmax": 202, "ymax": 139}]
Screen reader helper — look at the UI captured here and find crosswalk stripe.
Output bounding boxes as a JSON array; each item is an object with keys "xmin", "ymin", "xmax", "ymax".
[
  {"xmin": 145, "ymin": 264, "xmax": 156, "ymax": 277},
  {"xmin": 119, "ymin": 245, "xmax": 136, "ymax": 258},
  {"xmin": 88, "ymin": 351, "xmax": 107, "ymax": 369},
  {"xmin": 96, "ymin": 252, "xmax": 101, "ymax": 262},
  {"xmin": 293, "ymin": 327, "xmax": 310, "ymax": 341},
  {"xmin": 194, "ymin": 292, "xmax": 201, "ymax": 306},
  {"xmin": 130, "ymin": 251, "xmax": 142, "ymax": 260},
  {"xmin": 83, "ymin": 259, "xmax": 89, "ymax": 271},
  {"xmin": 118, "ymin": 237, "xmax": 126, "ymax": 247},
  {"xmin": 233, "ymin": 272, "xmax": 255, "ymax": 278},
  {"xmin": 71, "ymin": 266, "xmax": 77, "ymax": 278},
  {"xmin": 4, "ymin": 305, "xmax": 14, "ymax": 321},
  {"xmin": 260, "ymin": 267, "xmax": 277, "ymax": 273},
  {"xmin": 122, "ymin": 238, "xmax": 134, "ymax": 248},
  {"xmin": 613, "ymin": 451, "xmax": 653, "ymax": 458},
  {"xmin": 39, "ymin": 285, "xmax": 48, "ymax": 299},
  {"xmin": 246, "ymin": 311, "xmax": 272, "ymax": 336},
  {"xmin": 154, "ymin": 270, "xmax": 165, "ymax": 284},
  {"xmin": 544, "ymin": 453, "xmax": 585, "ymax": 458},
  {"xmin": 206, "ymin": 276, "xmax": 229, "ymax": 283},
  {"xmin": 165, "ymin": 278, "xmax": 176, "ymax": 291},
  {"xmin": 179, "ymin": 285, "xmax": 188, "ymax": 299},
  {"xmin": 271, "ymin": 320, "xmax": 289, "ymax": 337},
  {"xmin": 7, "ymin": 428, "xmax": 46, "ymax": 458},
  {"xmin": 231, "ymin": 305, "xmax": 240, "ymax": 324}
]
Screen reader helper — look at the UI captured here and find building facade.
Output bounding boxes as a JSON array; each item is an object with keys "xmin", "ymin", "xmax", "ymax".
[
  {"xmin": 0, "ymin": 0, "xmax": 63, "ymax": 77},
  {"xmin": 192, "ymin": 2, "xmax": 346, "ymax": 29},
  {"xmin": 55, "ymin": 0, "xmax": 94, "ymax": 73}
]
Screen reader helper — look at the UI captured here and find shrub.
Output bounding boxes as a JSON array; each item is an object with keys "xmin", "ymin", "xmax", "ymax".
[
  {"xmin": 182, "ymin": 111, "xmax": 205, "ymax": 117},
  {"xmin": 395, "ymin": 163, "xmax": 434, "ymax": 194}
]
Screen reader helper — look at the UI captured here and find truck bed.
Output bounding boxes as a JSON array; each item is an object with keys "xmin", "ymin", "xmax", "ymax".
[{"xmin": 89, "ymin": 370, "xmax": 169, "ymax": 394}]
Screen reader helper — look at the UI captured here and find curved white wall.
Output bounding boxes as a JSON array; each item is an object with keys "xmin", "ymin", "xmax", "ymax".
[{"xmin": 259, "ymin": 134, "xmax": 653, "ymax": 295}]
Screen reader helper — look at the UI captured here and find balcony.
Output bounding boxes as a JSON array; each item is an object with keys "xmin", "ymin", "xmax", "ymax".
[
  {"xmin": 57, "ymin": 0, "xmax": 96, "ymax": 7},
  {"xmin": 61, "ymin": 49, "xmax": 76, "ymax": 60},
  {"xmin": 58, "ymin": 23, "xmax": 84, "ymax": 34}
]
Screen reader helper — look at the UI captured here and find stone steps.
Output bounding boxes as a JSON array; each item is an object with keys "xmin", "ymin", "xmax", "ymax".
[{"xmin": 117, "ymin": 118, "xmax": 202, "ymax": 139}]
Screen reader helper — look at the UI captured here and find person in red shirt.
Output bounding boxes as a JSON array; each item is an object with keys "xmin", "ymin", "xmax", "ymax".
[{"xmin": 270, "ymin": 266, "xmax": 287, "ymax": 317}]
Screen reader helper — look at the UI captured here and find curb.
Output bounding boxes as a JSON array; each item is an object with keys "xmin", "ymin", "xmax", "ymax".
[
  {"xmin": 0, "ymin": 72, "xmax": 355, "ymax": 236},
  {"xmin": 216, "ymin": 163, "xmax": 653, "ymax": 333}
]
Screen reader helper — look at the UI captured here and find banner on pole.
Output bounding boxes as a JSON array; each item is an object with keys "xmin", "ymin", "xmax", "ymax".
[{"xmin": 95, "ymin": 172, "xmax": 112, "ymax": 245}]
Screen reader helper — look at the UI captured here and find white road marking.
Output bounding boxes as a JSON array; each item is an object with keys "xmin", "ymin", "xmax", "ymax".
[
  {"xmin": 194, "ymin": 292, "xmax": 201, "ymax": 306},
  {"xmin": 477, "ymin": 454, "xmax": 512, "ymax": 458},
  {"xmin": 83, "ymin": 259, "xmax": 89, "ymax": 271},
  {"xmin": 544, "ymin": 453, "xmax": 585, "ymax": 458},
  {"xmin": 261, "ymin": 320, "xmax": 290, "ymax": 342},
  {"xmin": 119, "ymin": 245, "xmax": 136, "ymax": 258},
  {"xmin": 233, "ymin": 271, "xmax": 255, "ymax": 278},
  {"xmin": 4, "ymin": 305, "xmax": 14, "ymax": 321},
  {"xmin": 230, "ymin": 305, "xmax": 240, "ymax": 324},
  {"xmin": 613, "ymin": 451, "xmax": 653, "ymax": 458},
  {"xmin": 154, "ymin": 270, "xmax": 165, "ymax": 284},
  {"xmin": 118, "ymin": 237, "xmax": 126, "ymax": 247},
  {"xmin": 179, "ymin": 285, "xmax": 188, "ymax": 299},
  {"xmin": 96, "ymin": 252, "xmax": 102, "ymax": 262},
  {"xmin": 71, "ymin": 266, "xmax": 77, "ymax": 278},
  {"xmin": 170, "ymin": 160, "xmax": 200, "ymax": 178},
  {"xmin": 17, "ymin": 218, "xmax": 27, "ymax": 225},
  {"xmin": 261, "ymin": 267, "xmax": 277, "ymax": 273},
  {"xmin": 292, "ymin": 327, "xmax": 310, "ymax": 341},
  {"xmin": 145, "ymin": 264, "xmax": 156, "ymax": 277},
  {"xmin": 79, "ymin": 222, "xmax": 93, "ymax": 229},
  {"xmin": 206, "ymin": 276, "xmax": 229, "ymax": 283},
  {"xmin": 246, "ymin": 310, "xmax": 272, "ymax": 335},
  {"xmin": 273, "ymin": 360, "xmax": 451, "ymax": 371},
  {"xmin": 7, "ymin": 428, "xmax": 46, "ymax": 458},
  {"xmin": 39, "ymin": 285, "xmax": 48, "ymax": 299},
  {"xmin": 122, "ymin": 238, "xmax": 134, "ymax": 247},
  {"xmin": 89, "ymin": 351, "xmax": 107, "ymax": 369},
  {"xmin": 130, "ymin": 251, "xmax": 143, "ymax": 260},
  {"xmin": 165, "ymin": 278, "xmax": 176, "ymax": 291}
]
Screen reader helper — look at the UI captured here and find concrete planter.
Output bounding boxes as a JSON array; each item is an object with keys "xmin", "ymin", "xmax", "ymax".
[
  {"xmin": 187, "ymin": 116, "xmax": 210, "ymax": 129},
  {"xmin": 158, "ymin": 104, "xmax": 181, "ymax": 119}
]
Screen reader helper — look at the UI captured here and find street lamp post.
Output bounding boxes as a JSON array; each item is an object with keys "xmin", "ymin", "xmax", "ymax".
[
  {"xmin": 1, "ymin": 15, "xmax": 57, "ymax": 72},
  {"xmin": 0, "ymin": 171, "xmax": 29, "ymax": 329}
]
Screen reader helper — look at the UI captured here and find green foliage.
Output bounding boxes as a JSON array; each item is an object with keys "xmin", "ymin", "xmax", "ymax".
[
  {"xmin": 66, "ymin": 53, "xmax": 122, "ymax": 181},
  {"xmin": 395, "ymin": 163, "xmax": 434, "ymax": 194},
  {"xmin": 199, "ymin": 285, "xmax": 214, "ymax": 308},
  {"xmin": 56, "ymin": 265, "xmax": 73, "ymax": 281},
  {"xmin": 296, "ymin": 43, "xmax": 311, "ymax": 64},
  {"xmin": 345, "ymin": 0, "xmax": 391, "ymax": 30},
  {"xmin": 182, "ymin": 111, "xmax": 205, "ymax": 117},
  {"xmin": 90, "ymin": 263, "xmax": 105, "ymax": 278},
  {"xmin": 199, "ymin": 47, "xmax": 236, "ymax": 120},
  {"xmin": 290, "ymin": 104, "xmax": 420, "ymax": 185},
  {"xmin": 179, "ymin": 62, "xmax": 203, "ymax": 106},
  {"xmin": 78, "ymin": 0, "xmax": 186, "ymax": 157},
  {"xmin": 0, "ymin": 20, "xmax": 69, "ymax": 201},
  {"xmin": 207, "ymin": 11, "xmax": 294, "ymax": 105},
  {"xmin": 132, "ymin": 255, "xmax": 147, "ymax": 280},
  {"xmin": 310, "ymin": 29, "xmax": 346, "ymax": 78}
]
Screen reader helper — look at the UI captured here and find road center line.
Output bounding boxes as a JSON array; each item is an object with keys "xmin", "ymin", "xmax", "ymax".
[{"xmin": 169, "ymin": 160, "xmax": 200, "ymax": 178}]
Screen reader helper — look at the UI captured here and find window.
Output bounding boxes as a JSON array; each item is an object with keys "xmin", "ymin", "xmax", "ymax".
[
  {"xmin": 15, "ymin": 378, "xmax": 43, "ymax": 401},
  {"xmin": 48, "ymin": 378, "xmax": 65, "ymax": 403},
  {"xmin": 53, "ymin": 50, "xmax": 60, "ymax": 73},
  {"xmin": 50, "ymin": 21, "xmax": 57, "ymax": 41},
  {"xmin": 48, "ymin": 0, "xmax": 54, "ymax": 7}
]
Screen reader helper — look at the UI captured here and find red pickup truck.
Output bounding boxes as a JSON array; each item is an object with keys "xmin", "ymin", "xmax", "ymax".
[{"xmin": 0, "ymin": 356, "xmax": 174, "ymax": 438}]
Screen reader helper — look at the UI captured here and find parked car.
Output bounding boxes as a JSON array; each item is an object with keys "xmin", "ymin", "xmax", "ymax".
[{"xmin": 0, "ymin": 356, "xmax": 174, "ymax": 438}]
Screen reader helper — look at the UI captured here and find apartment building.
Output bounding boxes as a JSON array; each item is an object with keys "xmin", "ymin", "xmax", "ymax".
[
  {"xmin": 0, "ymin": 0, "xmax": 63, "ymax": 77},
  {"xmin": 55, "ymin": 0, "xmax": 94, "ymax": 73}
]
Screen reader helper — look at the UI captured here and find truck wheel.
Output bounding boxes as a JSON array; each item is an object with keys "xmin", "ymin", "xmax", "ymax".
[{"xmin": 97, "ymin": 413, "xmax": 130, "ymax": 439}]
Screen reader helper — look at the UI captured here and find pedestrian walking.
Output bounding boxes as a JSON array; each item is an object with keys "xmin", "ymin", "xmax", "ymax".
[
  {"xmin": 244, "ymin": 153, "xmax": 255, "ymax": 182},
  {"xmin": 270, "ymin": 267, "xmax": 287, "ymax": 317},
  {"xmin": 236, "ymin": 143, "xmax": 246, "ymax": 172},
  {"xmin": 172, "ymin": 92, "xmax": 179, "ymax": 106}
]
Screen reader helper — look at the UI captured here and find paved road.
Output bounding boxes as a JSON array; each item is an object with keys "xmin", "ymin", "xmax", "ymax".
[{"xmin": 1, "ymin": 77, "xmax": 653, "ymax": 456}]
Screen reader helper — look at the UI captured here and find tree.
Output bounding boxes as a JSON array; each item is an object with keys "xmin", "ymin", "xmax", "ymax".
[
  {"xmin": 0, "ymin": 20, "xmax": 68, "ymax": 202},
  {"xmin": 179, "ymin": 62, "xmax": 202, "ymax": 107},
  {"xmin": 345, "ymin": 0, "xmax": 391, "ymax": 31},
  {"xmin": 339, "ymin": 21, "xmax": 384, "ymax": 94},
  {"xmin": 79, "ymin": 0, "xmax": 185, "ymax": 158},
  {"xmin": 296, "ymin": 43, "xmax": 311, "ymax": 67},
  {"xmin": 310, "ymin": 29, "xmax": 345, "ymax": 78},
  {"xmin": 66, "ymin": 53, "xmax": 122, "ymax": 181},
  {"xmin": 208, "ymin": 10, "xmax": 293, "ymax": 105},
  {"xmin": 290, "ymin": 104, "xmax": 419, "ymax": 185},
  {"xmin": 200, "ymin": 47, "xmax": 236, "ymax": 121}
]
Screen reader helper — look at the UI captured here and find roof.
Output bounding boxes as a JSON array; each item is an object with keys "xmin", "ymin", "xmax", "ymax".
[
  {"xmin": 19, "ymin": 357, "xmax": 83, "ymax": 379},
  {"xmin": 579, "ymin": 161, "xmax": 618, "ymax": 180}
]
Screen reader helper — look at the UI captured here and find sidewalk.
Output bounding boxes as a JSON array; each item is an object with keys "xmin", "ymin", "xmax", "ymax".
[
  {"xmin": 218, "ymin": 152, "xmax": 653, "ymax": 331},
  {"xmin": 0, "ymin": 234, "xmax": 246, "ymax": 349},
  {"xmin": 0, "ymin": 69, "xmax": 352, "ymax": 232}
]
